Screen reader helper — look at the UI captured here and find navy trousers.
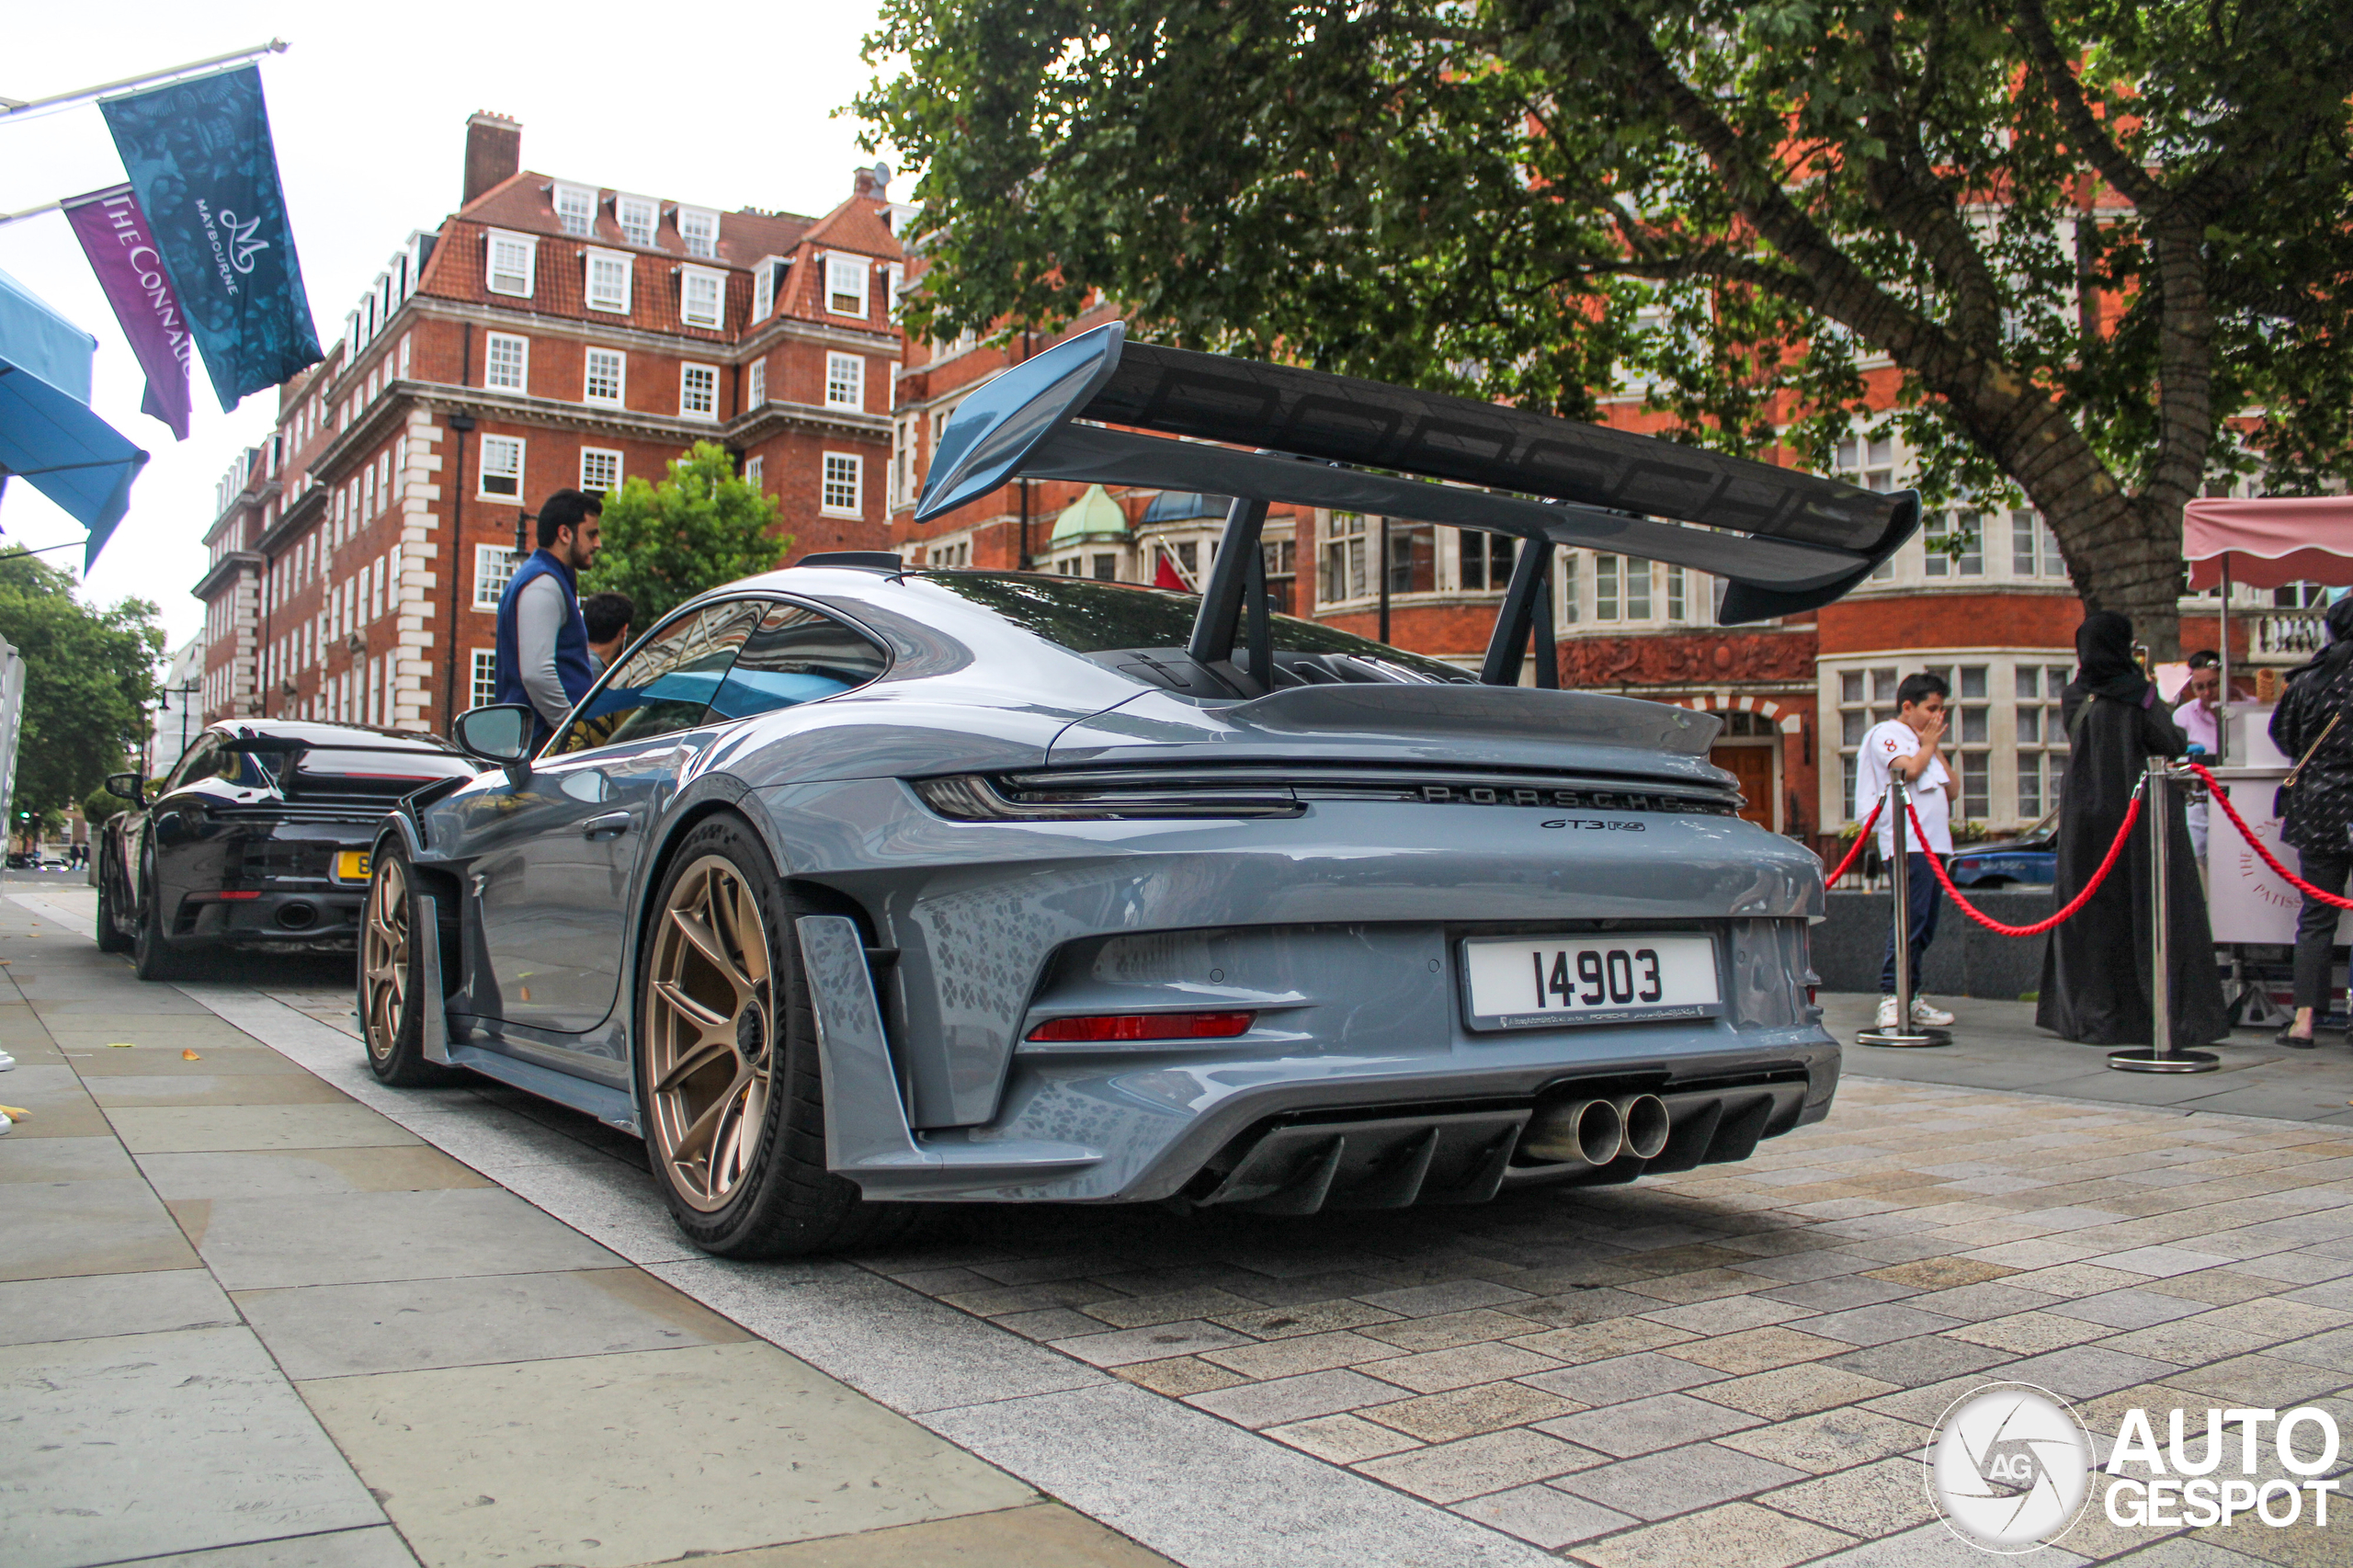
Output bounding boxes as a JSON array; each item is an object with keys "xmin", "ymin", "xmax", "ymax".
[{"xmin": 1880, "ymin": 852, "xmax": 1945, "ymax": 995}]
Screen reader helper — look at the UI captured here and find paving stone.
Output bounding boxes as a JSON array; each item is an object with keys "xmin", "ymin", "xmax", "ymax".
[
  {"xmin": 1563, "ymin": 1498, "xmax": 1853, "ymax": 1568},
  {"xmin": 1197, "ymin": 1329, "xmax": 1411, "ymax": 1381},
  {"xmin": 1995, "ymin": 1261, "xmax": 2155, "ymax": 1298},
  {"xmin": 1186, "ymin": 1369, "xmax": 1406, "ymax": 1429},
  {"xmin": 1109, "ymin": 1356, "xmax": 1250, "ymax": 1399},
  {"xmin": 0, "ymin": 1268, "xmax": 238, "ymax": 1346},
  {"xmin": 2095, "ymin": 1320, "xmax": 2273, "ymax": 1370},
  {"xmin": 1075, "ymin": 1287, "xmax": 1265, "ymax": 1329},
  {"xmin": 1621, "ymin": 1267, "xmax": 1778, "ymax": 1304},
  {"xmin": 1355, "ymin": 1426, "xmax": 1607, "ymax": 1504},
  {"xmin": 1507, "ymin": 1317, "xmax": 1701, "ymax": 1365},
  {"xmin": 2051, "ymin": 1288, "xmax": 2217, "ymax": 1330},
  {"xmin": 1361, "ymin": 1381, "xmax": 1582, "ymax": 1442},
  {"xmin": 1518, "ymin": 1350, "xmax": 1731, "ymax": 1406},
  {"xmin": 1731, "ymin": 1251, "xmax": 1875, "ymax": 1285},
  {"xmin": 1535, "ymin": 1391, "xmax": 1766, "ymax": 1458},
  {"xmin": 5, "ymin": 1175, "xmax": 199, "ymax": 1280},
  {"xmin": 1759, "ymin": 1454, "xmax": 1938, "ymax": 1537},
  {"xmin": 1549, "ymin": 1441, "xmax": 1808, "ymax": 1521},
  {"xmin": 188, "ymin": 1187, "xmax": 622, "ymax": 1290},
  {"xmin": 1657, "ymin": 1325, "xmax": 1848, "ymax": 1375},
  {"xmin": 2092, "ymin": 1245, "xmax": 2243, "ymax": 1278},
  {"xmin": 1260, "ymin": 1411, "xmax": 1424, "ymax": 1465},
  {"xmin": 1714, "ymin": 1406, "xmax": 1932, "ymax": 1474},
  {"xmin": 1352, "ymin": 1307, "xmax": 1545, "ymax": 1351},
  {"xmin": 1450, "ymin": 1483, "xmax": 1637, "ymax": 1550},
  {"xmin": 1364, "ymin": 1340, "xmax": 1564, "ymax": 1393},
  {"xmin": 1687, "ymin": 1362, "xmax": 1904, "ymax": 1421},
  {"xmin": 1355, "ymin": 1279, "xmax": 1535, "ymax": 1317},
  {"xmin": 1756, "ymin": 1275, "xmax": 1922, "ymax": 1312},
  {"xmin": 1797, "ymin": 1303, "xmax": 1969, "ymax": 1346},
  {"xmin": 2185, "ymin": 1298, "xmax": 2353, "ymax": 1345},
  {"xmin": 1824, "ymin": 1335, "xmax": 2011, "ymax": 1388},
  {"xmin": 1900, "ymin": 1280, "xmax": 2067, "ymax": 1320},
  {"xmin": 1945, "ymin": 1309, "xmax": 2115, "ymax": 1354},
  {"xmin": 1999, "ymin": 1344, "xmax": 2186, "ymax": 1398},
  {"xmin": 2245, "ymin": 1253, "xmax": 2353, "ymax": 1286},
  {"xmin": 2268, "ymin": 1325, "xmax": 2353, "ymax": 1375},
  {"xmin": 1859, "ymin": 1256, "xmax": 2019, "ymax": 1290},
  {"xmin": 1049, "ymin": 1319, "xmax": 1254, "ymax": 1368},
  {"xmin": 1205, "ymin": 1299, "xmax": 1404, "ymax": 1340},
  {"xmin": 991, "ymin": 1308, "xmax": 1110, "ymax": 1342},
  {"xmin": 1639, "ymin": 1295, "xmax": 1812, "ymax": 1335},
  {"xmin": 1506, "ymin": 1288, "xmax": 1660, "ymax": 1327}
]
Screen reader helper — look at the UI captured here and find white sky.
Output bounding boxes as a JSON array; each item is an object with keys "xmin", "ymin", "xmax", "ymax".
[{"xmin": 0, "ymin": 2, "xmax": 898, "ymax": 653}]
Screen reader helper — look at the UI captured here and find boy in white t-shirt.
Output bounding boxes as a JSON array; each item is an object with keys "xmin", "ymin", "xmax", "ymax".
[{"xmin": 1854, "ymin": 672, "xmax": 1957, "ymax": 1030}]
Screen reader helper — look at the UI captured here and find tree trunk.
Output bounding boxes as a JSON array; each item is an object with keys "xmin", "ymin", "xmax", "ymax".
[{"xmin": 2040, "ymin": 489, "xmax": 2184, "ymax": 659}]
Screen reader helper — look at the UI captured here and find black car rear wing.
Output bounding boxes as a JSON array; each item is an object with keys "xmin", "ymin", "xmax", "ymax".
[
  {"xmin": 221, "ymin": 730, "xmax": 467, "ymax": 801},
  {"xmin": 914, "ymin": 322, "xmax": 1918, "ymax": 686}
]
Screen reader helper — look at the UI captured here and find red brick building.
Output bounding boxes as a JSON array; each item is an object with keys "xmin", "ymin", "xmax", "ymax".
[{"xmin": 196, "ymin": 113, "xmax": 906, "ymax": 731}]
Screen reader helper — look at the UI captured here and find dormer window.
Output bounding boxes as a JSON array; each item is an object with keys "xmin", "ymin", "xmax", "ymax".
[
  {"xmin": 752, "ymin": 256, "xmax": 782, "ymax": 322},
  {"xmin": 585, "ymin": 249, "xmax": 633, "ymax": 313},
  {"xmin": 486, "ymin": 230, "xmax": 537, "ymax": 298},
  {"xmin": 677, "ymin": 207, "xmax": 719, "ymax": 259},
  {"xmin": 826, "ymin": 254, "xmax": 868, "ymax": 316},
  {"xmin": 616, "ymin": 195, "xmax": 656, "ymax": 248},
  {"xmin": 679, "ymin": 266, "xmax": 724, "ymax": 329},
  {"xmin": 553, "ymin": 185, "xmax": 596, "ymax": 237}
]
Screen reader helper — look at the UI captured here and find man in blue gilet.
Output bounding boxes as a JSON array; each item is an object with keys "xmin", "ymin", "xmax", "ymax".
[{"xmin": 493, "ymin": 488, "xmax": 602, "ymax": 743}]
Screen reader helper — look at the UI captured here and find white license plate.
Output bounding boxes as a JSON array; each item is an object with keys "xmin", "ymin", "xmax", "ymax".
[{"xmin": 1461, "ymin": 934, "xmax": 1720, "ymax": 1029}]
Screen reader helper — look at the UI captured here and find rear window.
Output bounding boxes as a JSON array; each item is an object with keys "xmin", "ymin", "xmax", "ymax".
[{"xmin": 910, "ymin": 571, "xmax": 1472, "ymax": 681}]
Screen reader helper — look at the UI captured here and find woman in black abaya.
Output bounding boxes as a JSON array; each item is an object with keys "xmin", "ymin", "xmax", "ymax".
[{"xmin": 2037, "ymin": 612, "xmax": 2229, "ymax": 1047}]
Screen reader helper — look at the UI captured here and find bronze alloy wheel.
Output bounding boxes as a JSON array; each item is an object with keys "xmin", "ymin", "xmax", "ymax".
[
  {"xmin": 643, "ymin": 852, "xmax": 777, "ymax": 1212},
  {"xmin": 361, "ymin": 855, "xmax": 411, "ymax": 1063}
]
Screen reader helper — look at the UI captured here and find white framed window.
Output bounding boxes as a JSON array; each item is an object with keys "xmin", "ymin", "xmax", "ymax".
[
  {"xmin": 471, "ymin": 648, "xmax": 499, "ymax": 710},
  {"xmin": 1924, "ymin": 511, "xmax": 1984, "ymax": 577},
  {"xmin": 616, "ymin": 195, "xmax": 656, "ymax": 248},
  {"xmin": 679, "ymin": 363, "xmax": 718, "ymax": 420},
  {"xmin": 747, "ymin": 358, "xmax": 767, "ymax": 406},
  {"xmin": 486, "ymin": 230, "xmax": 537, "ymax": 298},
  {"xmin": 479, "ymin": 435, "xmax": 524, "ymax": 498},
  {"xmin": 580, "ymin": 448, "xmax": 621, "ymax": 493},
  {"xmin": 472, "ymin": 545, "xmax": 518, "ymax": 610},
  {"xmin": 826, "ymin": 254, "xmax": 869, "ymax": 316},
  {"xmin": 825, "ymin": 352, "xmax": 864, "ymax": 410},
  {"xmin": 677, "ymin": 207, "xmax": 719, "ymax": 259},
  {"xmin": 745, "ymin": 455, "xmax": 764, "ymax": 490},
  {"xmin": 585, "ymin": 249, "xmax": 632, "ymax": 313},
  {"xmin": 584, "ymin": 347, "xmax": 625, "ymax": 406},
  {"xmin": 483, "ymin": 332, "xmax": 529, "ymax": 392},
  {"xmin": 2010, "ymin": 510, "xmax": 2066, "ymax": 578},
  {"xmin": 680, "ymin": 266, "xmax": 724, "ymax": 329},
  {"xmin": 553, "ymin": 184, "xmax": 596, "ymax": 237},
  {"xmin": 752, "ymin": 257, "xmax": 781, "ymax": 321},
  {"xmin": 821, "ymin": 452, "xmax": 861, "ymax": 516},
  {"xmin": 1319, "ymin": 512, "xmax": 1370, "ymax": 603},
  {"xmin": 885, "ymin": 263, "xmax": 905, "ymax": 316}
]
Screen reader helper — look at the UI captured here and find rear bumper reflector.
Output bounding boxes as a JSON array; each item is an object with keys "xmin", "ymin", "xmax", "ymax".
[{"xmin": 1027, "ymin": 1010, "xmax": 1256, "ymax": 1043}]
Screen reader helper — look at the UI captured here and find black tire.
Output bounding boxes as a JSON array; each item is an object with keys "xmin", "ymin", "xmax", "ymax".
[
  {"xmin": 634, "ymin": 812, "xmax": 911, "ymax": 1258},
  {"xmin": 95, "ymin": 857, "xmax": 131, "ymax": 954},
  {"xmin": 131, "ymin": 858, "xmax": 194, "ymax": 982},
  {"xmin": 359, "ymin": 841, "xmax": 467, "ymax": 1088}
]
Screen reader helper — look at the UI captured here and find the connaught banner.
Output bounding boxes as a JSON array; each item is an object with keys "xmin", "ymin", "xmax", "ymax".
[
  {"xmin": 97, "ymin": 64, "xmax": 321, "ymax": 411},
  {"xmin": 60, "ymin": 185, "xmax": 193, "ymax": 441}
]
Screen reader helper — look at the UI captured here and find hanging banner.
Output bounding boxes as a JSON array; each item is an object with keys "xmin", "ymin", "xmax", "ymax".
[
  {"xmin": 98, "ymin": 64, "xmax": 321, "ymax": 411},
  {"xmin": 61, "ymin": 185, "xmax": 193, "ymax": 441}
]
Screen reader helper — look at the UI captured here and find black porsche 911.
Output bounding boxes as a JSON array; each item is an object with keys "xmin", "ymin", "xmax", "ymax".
[{"xmin": 95, "ymin": 721, "xmax": 476, "ymax": 981}]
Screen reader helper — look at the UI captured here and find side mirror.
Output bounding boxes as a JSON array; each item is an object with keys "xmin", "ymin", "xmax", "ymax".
[
  {"xmin": 105, "ymin": 771, "xmax": 143, "ymax": 801},
  {"xmin": 452, "ymin": 704, "xmax": 535, "ymax": 766}
]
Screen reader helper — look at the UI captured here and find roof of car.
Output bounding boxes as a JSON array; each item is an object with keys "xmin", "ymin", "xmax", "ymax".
[{"xmin": 205, "ymin": 721, "xmax": 461, "ymax": 754}]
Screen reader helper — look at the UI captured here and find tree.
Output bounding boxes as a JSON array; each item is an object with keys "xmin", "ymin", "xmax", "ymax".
[
  {"xmin": 859, "ymin": 0, "xmax": 2353, "ymax": 653},
  {"xmin": 0, "ymin": 551, "xmax": 162, "ymax": 814},
  {"xmin": 582, "ymin": 442, "xmax": 791, "ymax": 630}
]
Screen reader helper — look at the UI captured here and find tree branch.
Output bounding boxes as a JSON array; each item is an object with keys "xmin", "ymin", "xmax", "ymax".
[{"xmin": 2011, "ymin": 0, "xmax": 2165, "ymax": 210}]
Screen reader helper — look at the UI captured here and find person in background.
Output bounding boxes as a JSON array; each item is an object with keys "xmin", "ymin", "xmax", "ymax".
[
  {"xmin": 2267, "ymin": 596, "xmax": 2353, "ymax": 1048},
  {"xmin": 493, "ymin": 489, "xmax": 602, "ymax": 743},
  {"xmin": 2040, "ymin": 612, "xmax": 2228, "ymax": 1048},
  {"xmin": 2175, "ymin": 650, "xmax": 2222, "ymax": 863},
  {"xmin": 1858, "ymin": 672, "xmax": 1957, "ymax": 1031},
  {"xmin": 582, "ymin": 591, "xmax": 634, "ymax": 675}
]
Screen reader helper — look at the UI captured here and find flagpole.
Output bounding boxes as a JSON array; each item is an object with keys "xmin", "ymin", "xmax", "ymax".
[{"xmin": 0, "ymin": 40, "xmax": 287, "ymax": 122}]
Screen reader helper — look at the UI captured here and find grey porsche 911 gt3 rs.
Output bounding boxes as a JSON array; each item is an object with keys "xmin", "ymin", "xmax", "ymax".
[{"xmin": 359, "ymin": 324, "xmax": 1920, "ymax": 1256}]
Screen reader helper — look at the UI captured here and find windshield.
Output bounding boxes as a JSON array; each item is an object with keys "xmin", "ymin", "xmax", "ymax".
[{"xmin": 909, "ymin": 571, "xmax": 1473, "ymax": 681}]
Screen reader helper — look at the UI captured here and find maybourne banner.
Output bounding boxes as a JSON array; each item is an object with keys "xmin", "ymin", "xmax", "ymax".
[
  {"xmin": 61, "ymin": 185, "xmax": 193, "ymax": 441},
  {"xmin": 98, "ymin": 64, "xmax": 321, "ymax": 411}
]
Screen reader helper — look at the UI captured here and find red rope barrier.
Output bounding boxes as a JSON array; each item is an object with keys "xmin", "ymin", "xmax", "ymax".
[
  {"xmin": 1821, "ymin": 798, "xmax": 1883, "ymax": 885},
  {"xmin": 1909, "ymin": 796, "xmax": 2143, "ymax": 937},
  {"xmin": 2185, "ymin": 761, "xmax": 2353, "ymax": 911}
]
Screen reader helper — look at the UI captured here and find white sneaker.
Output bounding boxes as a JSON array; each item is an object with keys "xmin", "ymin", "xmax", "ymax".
[
  {"xmin": 0, "ymin": 1050, "xmax": 14, "ymax": 1071},
  {"xmin": 1911, "ymin": 997, "xmax": 1956, "ymax": 1028},
  {"xmin": 1876, "ymin": 995, "xmax": 1900, "ymax": 1028},
  {"xmin": 0, "ymin": 1111, "xmax": 11, "ymax": 1135}
]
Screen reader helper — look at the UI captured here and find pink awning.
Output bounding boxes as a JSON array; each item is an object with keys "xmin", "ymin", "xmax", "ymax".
[{"xmin": 2185, "ymin": 494, "xmax": 2353, "ymax": 590}]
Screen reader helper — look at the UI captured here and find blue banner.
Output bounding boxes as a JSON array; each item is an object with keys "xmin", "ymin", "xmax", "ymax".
[{"xmin": 100, "ymin": 65, "xmax": 321, "ymax": 411}]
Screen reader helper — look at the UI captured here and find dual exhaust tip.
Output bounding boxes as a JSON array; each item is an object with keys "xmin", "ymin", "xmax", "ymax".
[{"xmin": 1520, "ymin": 1093, "xmax": 1670, "ymax": 1167}]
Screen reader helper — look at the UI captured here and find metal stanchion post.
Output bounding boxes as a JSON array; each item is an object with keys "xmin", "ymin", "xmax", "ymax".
[
  {"xmin": 2111, "ymin": 758, "xmax": 2221, "ymax": 1073},
  {"xmin": 1859, "ymin": 777, "xmax": 1949, "ymax": 1048}
]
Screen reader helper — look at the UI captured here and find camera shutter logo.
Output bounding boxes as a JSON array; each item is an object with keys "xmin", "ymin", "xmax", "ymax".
[{"xmin": 1927, "ymin": 1382, "xmax": 2094, "ymax": 1551}]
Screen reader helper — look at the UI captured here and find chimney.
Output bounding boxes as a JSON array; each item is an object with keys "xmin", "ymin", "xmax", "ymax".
[
  {"xmin": 463, "ymin": 112, "xmax": 522, "ymax": 208},
  {"xmin": 854, "ymin": 162, "xmax": 891, "ymax": 200}
]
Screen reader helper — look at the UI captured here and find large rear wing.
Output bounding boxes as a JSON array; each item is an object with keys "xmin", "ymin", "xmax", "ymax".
[{"xmin": 915, "ymin": 323, "xmax": 1918, "ymax": 685}]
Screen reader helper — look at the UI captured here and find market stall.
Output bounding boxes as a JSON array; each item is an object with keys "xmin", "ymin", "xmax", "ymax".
[{"xmin": 2182, "ymin": 497, "xmax": 2353, "ymax": 1007}]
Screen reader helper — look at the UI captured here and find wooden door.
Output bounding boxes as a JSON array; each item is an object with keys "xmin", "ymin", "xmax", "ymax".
[{"xmin": 1711, "ymin": 745, "xmax": 1775, "ymax": 827}]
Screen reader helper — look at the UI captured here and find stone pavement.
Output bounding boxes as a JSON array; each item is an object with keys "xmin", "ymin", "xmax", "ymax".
[
  {"xmin": 5, "ymin": 879, "xmax": 2352, "ymax": 1566},
  {"xmin": 1824, "ymin": 993, "xmax": 2353, "ymax": 1128}
]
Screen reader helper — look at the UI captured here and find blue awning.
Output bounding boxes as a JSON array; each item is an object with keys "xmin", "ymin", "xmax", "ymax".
[{"xmin": 0, "ymin": 267, "xmax": 149, "ymax": 568}]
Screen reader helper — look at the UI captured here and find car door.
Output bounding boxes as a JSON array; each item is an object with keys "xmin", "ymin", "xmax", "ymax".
[
  {"xmin": 139, "ymin": 736, "xmax": 222, "ymax": 921},
  {"xmin": 464, "ymin": 598, "xmax": 766, "ymax": 1035}
]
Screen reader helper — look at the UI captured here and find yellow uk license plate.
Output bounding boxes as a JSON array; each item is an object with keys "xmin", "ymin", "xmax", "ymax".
[{"xmin": 334, "ymin": 850, "xmax": 371, "ymax": 882}]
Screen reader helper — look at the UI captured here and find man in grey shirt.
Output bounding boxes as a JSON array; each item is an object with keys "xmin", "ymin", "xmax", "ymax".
[{"xmin": 493, "ymin": 489, "xmax": 603, "ymax": 740}]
